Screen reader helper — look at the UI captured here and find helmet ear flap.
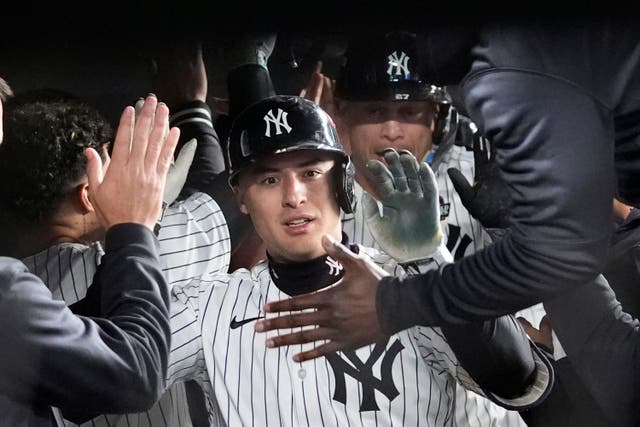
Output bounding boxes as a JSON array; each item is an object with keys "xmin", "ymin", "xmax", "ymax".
[
  {"xmin": 336, "ymin": 157, "xmax": 356, "ymax": 214},
  {"xmin": 432, "ymin": 103, "xmax": 455, "ymax": 146}
]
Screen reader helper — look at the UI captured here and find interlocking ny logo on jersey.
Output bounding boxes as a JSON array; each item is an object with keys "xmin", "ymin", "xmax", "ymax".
[
  {"xmin": 325, "ymin": 256, "xmax": 343, "ymax": 276},
  {"xmin": 386, "ymin": 51, "xmax": 410, "ymax": 78},
  {"xmin": 263, "ymin": 108, "xmax": 292, "ymax": 137},
  {"xmin": 326, "ymin": 339, "xmax": 404, "ymax": 411}
]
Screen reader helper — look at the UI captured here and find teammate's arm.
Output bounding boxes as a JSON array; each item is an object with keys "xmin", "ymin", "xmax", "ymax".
[{"xmin": 0, "ymin": 96, "xmax": 177, "ymax": 422}]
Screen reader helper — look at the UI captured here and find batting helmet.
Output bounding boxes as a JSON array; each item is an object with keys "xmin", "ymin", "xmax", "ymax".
[
  {"xmin": 226, "ymin": 95, "xmax": 356, "ymax": 214},
  {"xmin": 334, "ymin": 30, "xmax": 453, "ymax": 145}
]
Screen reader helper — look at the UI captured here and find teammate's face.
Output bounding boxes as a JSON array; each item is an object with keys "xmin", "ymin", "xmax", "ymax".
[
  {"xmin": 235, "ymin": 150, "xmax": 343, "ymax": 264},
  {"xmin": 338, "ymin": 100, "xmax": 437, "ymax": 197}
]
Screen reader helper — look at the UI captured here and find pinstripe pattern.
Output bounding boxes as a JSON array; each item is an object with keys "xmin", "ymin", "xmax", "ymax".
[
  {"xmin": 21, "ymin": 192, "xmax": 231, "ymax": 427},
  {"xmin": 341, "ymin": 145, "xmax": 527, "ymax": 427},
  {"xmin": 171, "ymin": 245, "xmax": 544, "ymax": 427}
]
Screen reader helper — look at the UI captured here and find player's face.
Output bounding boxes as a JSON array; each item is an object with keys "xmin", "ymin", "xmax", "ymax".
[
  {"xmin": 339, "ymin": 100, "xmax": 437, "ymax": 196},
  {"xmin": 236, "ymin": 150, "xmax": 343, "ymax": 264}
]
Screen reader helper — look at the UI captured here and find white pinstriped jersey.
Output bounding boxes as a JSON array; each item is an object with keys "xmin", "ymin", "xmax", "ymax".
[
  {"xmin": 21, "ymin": 192, "xmax": 231, "ymax": 427},
  {"xmin": 170, "ymin": 244, "xmax": 549, "ymax": 427},
  {"xmin": 341, "ymin": 145, "xmax": 527, "ymax": 427}
]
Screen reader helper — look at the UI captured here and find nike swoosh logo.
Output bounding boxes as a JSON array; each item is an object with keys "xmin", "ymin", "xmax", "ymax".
[{"xmin": 230, "ymin": 315, "xmax": 265, "ymax": 329}]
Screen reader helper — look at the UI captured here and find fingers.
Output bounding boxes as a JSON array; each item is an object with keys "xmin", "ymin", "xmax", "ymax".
[
  {"xmin": 383, "ymin": 149, "xmax": 408, "ymax": 193},
  {"xmin": 447, "ymin": 167, "xmax": 474, "ymax": 201},
  {"xmin": 145, "ymin": 102, "xmax": 171, "ymax": 170},
  {"xmin": 293, "ymin": 341, "xmax": 343, "ymax": 363},
  {"xmin": 322, "ymin": 234, "xmax": 360, "ymax": 269},
  {"xmin": 398, "ymin": 150, "xmax": 422, "ymax": 197},
  {"xmin": 85, "ymin": 147, "xmax": 104, "ymax": 195},
  {"xmin": 261, "ymin": 287, "xmax": 330, "ymax": 316},
  {"xmin": 417, "ymin": 162, "xmax": 439, "ymax": 204},
  {"xmin": 257, "ymin": 309, "xmax": 326, "ymax": 333},
  {"xmin": 131, "ymin": 95, "xmax": 158, "ymax": 162},
  {"xmin": 110, "ymin": 106, "xmax": 136, "ymax": 166},
  {"xmin": 366, "ymin": 159, "xmax": 395, "ymax": 199}
]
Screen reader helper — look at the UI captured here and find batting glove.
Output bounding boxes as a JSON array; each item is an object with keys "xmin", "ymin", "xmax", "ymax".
[{"xmin": 363, "ymin": 148, "xmax": 442, "ymax": 263}]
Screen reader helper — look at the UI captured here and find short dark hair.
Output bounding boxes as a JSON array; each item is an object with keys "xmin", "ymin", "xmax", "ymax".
[{"xmin": 0, "ymin": 90, "xmax": 113, "ymax": 223}]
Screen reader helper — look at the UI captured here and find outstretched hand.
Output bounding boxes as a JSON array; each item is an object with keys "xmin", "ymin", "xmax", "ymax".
[
  {"xmin": 447, "ymin": 134, "xmax": 511, "ymax": 229},
  {"xmin": 86, "ymin": 95, "xmax": 180, "ymax": 230},
  {"xmin": 254, "ymin": 234, "xmax": 389, "ymax": 362},
  {"xmin": 364, "ymin": 148, "xmax": 442, "ymax": 263}
]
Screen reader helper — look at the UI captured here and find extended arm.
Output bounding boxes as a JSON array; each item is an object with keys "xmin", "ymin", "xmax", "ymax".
[{"xmin": 0, "ymin": 226, "xmax": 170, "ymax": 422}]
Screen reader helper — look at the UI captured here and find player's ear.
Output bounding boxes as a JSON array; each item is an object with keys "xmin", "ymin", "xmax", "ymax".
[
  {"xmin": 76, "ymin": 182, "xmax": 94, "ymax": 214},
  {"xmin": 233, "ymin": 185, "xmax": 250, "ymax": 215}
]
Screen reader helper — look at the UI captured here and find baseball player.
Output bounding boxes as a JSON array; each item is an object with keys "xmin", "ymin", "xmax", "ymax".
[
  {"xmin": 0, "ymin": 90, "xmax": 231, "ymax": 426},
  {"xmin": 302, "ymin": 30, "xmax": 525, "ymax": 426},
  {"xmin": 169, "ymin": 95, "xmax": 553, "ymax": 426}
]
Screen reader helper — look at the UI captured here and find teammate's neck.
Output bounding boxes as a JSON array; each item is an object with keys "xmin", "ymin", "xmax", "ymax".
[{"xmin": 267, "ymin": 232, "xmax": 356, "ymax": 296}]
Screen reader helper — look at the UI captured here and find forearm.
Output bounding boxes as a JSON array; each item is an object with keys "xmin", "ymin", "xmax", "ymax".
[
  {"xmin": 0, "ymin": 225, "xmax": 171, "ymax": 421},
  {"xmin": 442, "ymin": 315, "xmax": 536, "ymax": 399}
]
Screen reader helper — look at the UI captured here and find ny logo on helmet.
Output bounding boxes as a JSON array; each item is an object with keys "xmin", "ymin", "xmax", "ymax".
[
  {"xmin": 386, "ymin": 51, "xmax": 410, "ymax": 78},
  {"xmin": 263, "ymin": 108, "xmax": 292, "ymax": 137}
]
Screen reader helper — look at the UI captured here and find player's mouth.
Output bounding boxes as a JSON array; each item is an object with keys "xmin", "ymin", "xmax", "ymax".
[{"xmin": 283, "ymin": 216, "xmax": 314, "ymax": 234}]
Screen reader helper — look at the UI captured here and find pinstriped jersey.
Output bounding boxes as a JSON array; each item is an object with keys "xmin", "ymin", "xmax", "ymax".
[
  {"xmin": 341, "ymin": 145, "xmax": 527, "ymax": 427},
  {"xmin": 170, "ymin": 244, "xmax": 548, "ymax": 427},
  {"xmin": 21, "ymin": 192, "xmax": 231, "ymax": 427}
]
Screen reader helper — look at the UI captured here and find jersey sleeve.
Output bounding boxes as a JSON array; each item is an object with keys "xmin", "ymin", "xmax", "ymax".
[
  {"xmin": 158, "ymin": 192, "xmax": 231, "ymax": 288},
  {"xmin": 0, "ymin": 224, "xmax": 171, "ymax": 422},
  {"xmin": 412, "ymin": 325, "xmax": 553, "ymax": 411}
]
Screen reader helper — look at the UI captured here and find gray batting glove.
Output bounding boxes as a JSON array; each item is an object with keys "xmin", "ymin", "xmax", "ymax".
[
  {"xmin": 363, "ymin": 148, "xmax": 442, "ymax": 263},
  {"xmin": 163, "ymin": 138, "xmax": 197, "ymax": 207}
]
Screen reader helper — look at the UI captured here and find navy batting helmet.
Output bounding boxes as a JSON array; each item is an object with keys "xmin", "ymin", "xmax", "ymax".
[
  {"xmin": 226, "ymin": 95, "xmax": 356, "ymax": 214},
  {"xmin": 334, "ymin": 30, "xmax": 453, "ymax": 145}
]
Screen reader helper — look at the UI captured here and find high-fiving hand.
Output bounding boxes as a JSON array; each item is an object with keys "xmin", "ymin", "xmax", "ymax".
[
  {"xmin": 363, "ymin": 148, "xmax": 442, "ymax": 263},
  {"xmin": 86, "ymin": 95, "xmax": 180, "ymax": 231},
  {"xmin": 447, "ymin": 134, "xmax": 511, "ymax": 229}
]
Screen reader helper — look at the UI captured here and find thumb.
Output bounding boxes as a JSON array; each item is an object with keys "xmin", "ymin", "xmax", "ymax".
[
  {"xmin": 447, "ymin": 168, "xmax": 474, "ymax": 202},
  {"xmin": 322, "ymin": 234, "xmax": 358, "ymax": 268},
  {"xmin": 85, "ymin": 147, "xmax": 104, "ymax": 192}
]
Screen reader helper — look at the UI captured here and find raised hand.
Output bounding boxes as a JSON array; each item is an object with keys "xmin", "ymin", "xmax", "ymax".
[
  {"xmin": 86, "ymin": 95, "xmax": 180, "ymax": 230},
  {"xmin": 254, "ymin": 234, "xmax": 388, "ymax": 362},
  {"xmin": 150, "ymin": 41, "xmax": 207, "ymax": 107},
  {"xmin": 447, "ymin": 133, "xmax": 511, "ymax": 229},
  {"xmin": 364, "ymin": 148, "xmax": 442, "ymax": 262}
]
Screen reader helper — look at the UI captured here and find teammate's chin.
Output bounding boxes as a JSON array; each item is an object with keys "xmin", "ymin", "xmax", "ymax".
[{"xmin": 273, "ymin": 230, "xmax": 326, "ymax": 264}]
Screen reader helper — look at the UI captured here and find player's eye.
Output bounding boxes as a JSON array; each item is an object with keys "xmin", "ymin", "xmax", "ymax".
[{"xmin": 259, "ymin": 176, "xmax": 278, "ymax": 185}]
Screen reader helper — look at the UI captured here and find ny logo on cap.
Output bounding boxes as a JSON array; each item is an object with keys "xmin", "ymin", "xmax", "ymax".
[
  {"xmin": 263, "ymin": 108, "xmax": 292, "ymax": 137},
  {"xmin": 386, "ymin": 51, "xmax": 410, "ymax": 78}
]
